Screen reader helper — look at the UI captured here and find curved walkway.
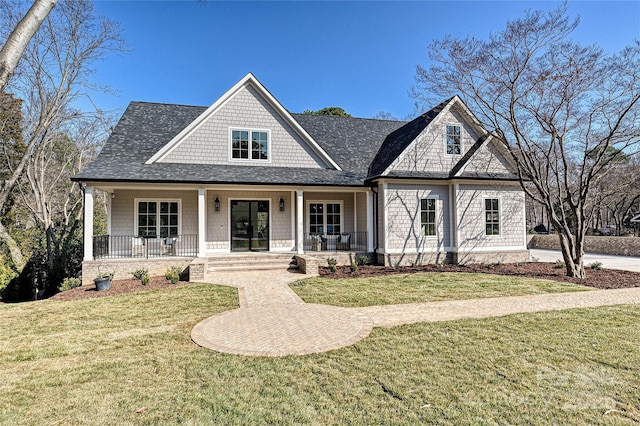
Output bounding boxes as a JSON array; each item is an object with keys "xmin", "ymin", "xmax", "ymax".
[{"xmin": 191, "ymin": 270, "xmax": 640, "ymax": 357}]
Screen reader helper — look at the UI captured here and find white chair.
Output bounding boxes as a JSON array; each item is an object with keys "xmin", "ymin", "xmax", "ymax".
[
  {"xmin": 161, "ymin": 237, "xmax": 178, "ymax": 255},
  {"xmin": 131, "ymin": 237, "xmax": 145, "ymax": 257}
]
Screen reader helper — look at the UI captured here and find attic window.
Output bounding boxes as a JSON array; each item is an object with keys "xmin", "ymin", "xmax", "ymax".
[
  {"xmin": 446, "ymin": 125, "xmax": 461, "ymax": 155},
  {"xmin": 231, "ymin": 129, "xmax": 269, "ymax": 161}
]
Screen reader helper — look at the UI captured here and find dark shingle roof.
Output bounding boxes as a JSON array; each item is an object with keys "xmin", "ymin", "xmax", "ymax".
[
  {"xmin": 73, "ymin": 102, "xmax": 406, "ymax": 186},
  {"xmin": 367, "ymin": 98, "xmax": 451, "ymax": 178}
]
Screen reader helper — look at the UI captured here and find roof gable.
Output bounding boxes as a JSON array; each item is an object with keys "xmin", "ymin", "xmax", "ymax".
[{"xmin": 146, "ymin": 73, "xmax": 342, "ymax": 170}]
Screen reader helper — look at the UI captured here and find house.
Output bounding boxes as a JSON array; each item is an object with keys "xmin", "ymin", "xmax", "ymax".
[{"xmin": 72, "ymin": 73, "xmax": 528, "ymax": 284}]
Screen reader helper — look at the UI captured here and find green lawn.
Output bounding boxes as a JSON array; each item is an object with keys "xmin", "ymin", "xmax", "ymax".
[
  {"xmin": 290, "ymin": 272, "xmax": 589, "ymax": 307},
  {"xmin": 1, "ymin": 281, "xmax": 638, "ymax": 424}
]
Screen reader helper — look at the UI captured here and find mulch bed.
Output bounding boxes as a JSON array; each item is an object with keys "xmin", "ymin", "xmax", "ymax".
[
  {"xmin": 50, "ymin": 276, "xmax": 189, "ymax": 302},
  {"xmin": 320, "ymin": 262, "xmax": 640, "ymax": 290},
  {"xmin": 49, "ymin": 262, "xmax": 640, "ymax": 302}
]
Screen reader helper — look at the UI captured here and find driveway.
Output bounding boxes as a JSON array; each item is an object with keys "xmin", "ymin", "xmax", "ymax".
[{"xmin": 529, "ymin": 249, "xmax": 640, "ymax": 272}]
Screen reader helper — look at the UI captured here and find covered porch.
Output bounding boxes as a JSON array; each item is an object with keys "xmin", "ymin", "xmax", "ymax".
[{"xmin": 82, "ymin": 184, "xmax": 375, "ymax": 261}]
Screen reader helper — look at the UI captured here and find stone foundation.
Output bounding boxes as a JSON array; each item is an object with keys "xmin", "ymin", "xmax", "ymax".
[
  {"xmin": 378, "ymin": 250, "xmax": 529, "ymax": 266},
  {"xmin": 529, "ymin": 235, "xmax": 640, "ymax": 257},
  {"xmin": 188, "ymin": 258, "xmax": 207, "ymax": 282},
  {"xmin": 81, "ymin": 257, "xmax": 194, "ymax": 286}
]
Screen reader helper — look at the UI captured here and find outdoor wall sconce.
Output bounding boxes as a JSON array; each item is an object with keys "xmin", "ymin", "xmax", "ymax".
[
  {"xmin": 279, "ymin": 197, "xmax": 285, "ymax": 212},
  {"xmin": 214, "ymin": 197, "xmax": 220, "ymax": 212}
]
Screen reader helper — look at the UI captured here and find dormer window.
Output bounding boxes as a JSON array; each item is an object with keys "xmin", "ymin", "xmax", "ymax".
[
  {"xmin": 230, "ymin": 128, "xmax": 269, "ymax": 161},
  {"xmin": 446, "ymin": 125, "xmax": 461, "ymax": 155}
]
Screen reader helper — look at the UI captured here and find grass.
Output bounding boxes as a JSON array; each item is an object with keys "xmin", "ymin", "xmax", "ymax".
[
  {"xmin": 290, "ymin": 272, "xmax": 589, "ymax": 307},
  {"xmin": 1, "ymin": 280, "xmax": 639, "ymax": 424}
]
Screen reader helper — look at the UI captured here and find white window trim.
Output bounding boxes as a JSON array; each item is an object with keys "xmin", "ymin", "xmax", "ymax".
[
  {"xmin": 483, "ymin": 196, "xmax": 502, "ymax": 237},
  {"xmin": 228, "ymin": 127, "xmax": 272, "ymax": 163},
  {"xmin": 420, "ymin": 196, "xmax": 439, "ymax": 239},
  {"xmin": 444, "ymin": 123, "xmax": 462, "ymax": 157},
  {"xmin": 134, "ymin": 198, "xmax": 182, "ymax": 237},
  {"xmin": 305, "ymin": 200, "xmax": 344, "ymax": 234}
]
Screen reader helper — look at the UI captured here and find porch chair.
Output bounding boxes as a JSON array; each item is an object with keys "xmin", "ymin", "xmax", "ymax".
[
  {"xmin": 161, "ymin": 237, "xmax": 178, "ymax": 255},
  {"xmin": 131, "ymin": 236, "xmax": 146, "ymax": 257},
  {"xmin": 160, "ymin": 237, "xmax": 178, "ymax": 256},
  {"xmin": 336, "ymin": 233, "xmax": 351, "ymax": 251},
  {"xmin": 311, "ymin": 234, "xmax": 327, "ymax": 251}
]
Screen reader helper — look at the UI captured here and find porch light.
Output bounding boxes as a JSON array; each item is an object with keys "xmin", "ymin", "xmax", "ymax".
[
  {"xmin": 214, "ymin": 197, "xmax": 220, "ymax": 212},
  {"xmin": 279, "ymin": 197, "xmax": 285, "ymax": 212}
]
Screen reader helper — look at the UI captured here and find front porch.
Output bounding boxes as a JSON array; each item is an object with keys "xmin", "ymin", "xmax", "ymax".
[{"xmin": 82, "ymin": 185, "xmax": 375, "ymax": 261}]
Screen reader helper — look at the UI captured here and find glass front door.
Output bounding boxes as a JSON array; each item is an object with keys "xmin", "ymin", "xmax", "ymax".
[{"xmin": 231, "ymin": 200, "xmax": 269, "ymax": 251}]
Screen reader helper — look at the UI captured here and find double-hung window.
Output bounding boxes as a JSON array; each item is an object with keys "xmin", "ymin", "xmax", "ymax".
[
  {"xmin": 137, "ymin": 200, "xmax": 179, "ymax": 237},
  {"xmin": 231, "ymin": 129, "xmax": 269, "ymax": 161},
  {"xmin": 485, "ymin": 198, "xmax": 500, "ymax": 236},
  {"xmin": 308, "ymin": 202, "xmax": 341, "ymax": 234},
  {"xmin": 446, "ymin": 125, "xmax": 461, "ymax": 155},
  {"xmin": 420, "ymin": 198, "xmax": 437, "ymax": 236}
]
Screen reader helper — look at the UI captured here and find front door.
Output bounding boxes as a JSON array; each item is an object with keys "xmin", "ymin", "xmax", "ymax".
[{"xmin": 231, "ymin": 200, "xmax": 269, "ymax": 251}]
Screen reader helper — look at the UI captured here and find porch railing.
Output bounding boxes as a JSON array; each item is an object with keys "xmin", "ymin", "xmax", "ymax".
[
  {"xmin": 303, "ymin": 231, "xmax": 368, "ymax": 253},
  {"xmin": 93, "ymin": 234, "xmax": 198, "ymax": 259}
]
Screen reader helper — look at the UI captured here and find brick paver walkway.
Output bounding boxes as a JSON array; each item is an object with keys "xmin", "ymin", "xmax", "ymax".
[{"xmin": 191, "ymin": 270, "xmax": 640, "ymax": 357}]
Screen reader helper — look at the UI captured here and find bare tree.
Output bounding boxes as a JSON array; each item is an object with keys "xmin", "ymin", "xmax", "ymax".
[
  {"xmin": 413, "ymin": 5, "xmax": 640, "ymax": 278},
  {"xmin": 0, "ymin": 0, "xmax": 57, "ymax": 91},
  {"xmin": 0, "ymin": 0, "xmax": 123, "ymax": 270}
]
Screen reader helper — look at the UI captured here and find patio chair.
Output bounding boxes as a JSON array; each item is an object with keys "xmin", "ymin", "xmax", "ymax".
[
  {"xmin": 161, "ymin": 237, "xmax": 178, "ymax": 255},
  {"xmin": 336, "ymin": 233, "xmax": 351, "ymax": 251},
  {"xmin": 311, "ymin": 234, "xmax": 327, "ymax": 251},
  {"xmin": 131, "ymin": 236, "xmax": 146, "ymax": 257}
]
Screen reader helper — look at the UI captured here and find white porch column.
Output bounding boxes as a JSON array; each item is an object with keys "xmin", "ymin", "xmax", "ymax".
[
  {"xmin": 296, "ymin": 190, "xmax": 304, "ymax": 254},
  {"xmin": 106, "ymin": 192, "xmax": 112, "ymax": 235},
  {"xmin": 198, "ymin": 188, "xmax": 206, "ymax": 257},
  {"xmin": 83, "ymin": 186, "xmax": 94, "ymax": 261},
  {"xmin": 367, "ymin": 190, "xmax": 375, "ymax": 252}
]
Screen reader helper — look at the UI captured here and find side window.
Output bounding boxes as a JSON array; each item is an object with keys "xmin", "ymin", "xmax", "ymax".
[
  {"xmin": 485, "ymin": 198, "xmax": 500, "ymax": 236},
  {"xmin": 446, "ymin": 125, "xmax": 461, "ymax": 155},
  {"xmin": 420, "ymin": 198, "xmax": 436, "ymax": 236}
]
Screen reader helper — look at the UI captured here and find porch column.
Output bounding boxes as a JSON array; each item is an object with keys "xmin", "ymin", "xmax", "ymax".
[
  {"xmin": 296, "ymin": 190, "xmax": 304, "ymax": 254},
  {"xmin": 83, "ymin": 186, "xmax": 94, "ymax": 261},
  {"xmin": 367, "ymin": 190, "xmax": 374, "ymax": 252},
  {"xmin": 198, "ymin": 188, "xmax": 206, "ymax": 257}
]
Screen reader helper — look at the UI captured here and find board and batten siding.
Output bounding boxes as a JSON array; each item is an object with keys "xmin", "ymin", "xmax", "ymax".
[
  {"xmin": 390, "ymin": 107, "xmax": 478, "ymax": 174},
  {"xmin": 159, "ymin": 85, "xmax": 327, "ymax": 168},
  {"xmin": 456, "ymin": 183, "xmax": 526, "ymax": 251},
  {"xmin": 384, "ymin": 183, "xmax": 450, "ymax": 252}
]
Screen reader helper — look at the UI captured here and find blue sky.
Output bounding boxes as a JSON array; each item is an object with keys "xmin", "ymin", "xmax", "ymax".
[{"xmin": 90, "ymin": 1, "xmax": 640, "ymax": 119}]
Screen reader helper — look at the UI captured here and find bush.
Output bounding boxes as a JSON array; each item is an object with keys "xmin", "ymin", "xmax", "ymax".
[
  {"xmin": 141, "ymin": 274, "xmax": 150, "ymax": 285},
  {"xmin": 165, "ymin": 266, "xmax": 182, "ymax": 284},
  {"xmin": 350, "ymin": 262, "xmax": 358, "ymax": 273},
  {"xmin": 132, "ymin": 268, "xmax": 149, "ymax": 280},
  {"xmin": 60, "ymin": 277, "xmax": 81, "ymax": 292},
  {"xmin": 355, "ymin": 255, "xmax": 369, "ymax": 266},
  {"xmin": 327, "ymin": 258, "xmax": 337, "ymax": 273},
  {"xmin": 554, "ymin": 260, "xmax": 566, "ymax": 269},
  {"xmin": 589, "ymin": 261, "xmax": 603, "ymax": 270}
]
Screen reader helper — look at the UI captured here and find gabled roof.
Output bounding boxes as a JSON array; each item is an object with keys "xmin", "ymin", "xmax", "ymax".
[
  {"xmin": 146, "ymin": 73, "xmax": 342, "ymax": 170},
  {"xmin": 367, "ymin": 97, "xmax": 451, "ymax": 178}
]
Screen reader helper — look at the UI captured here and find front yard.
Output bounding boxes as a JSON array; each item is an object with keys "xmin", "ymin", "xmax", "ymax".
[{"xmin": 1, "ymin": 275, "xmax": 639, "ymax": 424}]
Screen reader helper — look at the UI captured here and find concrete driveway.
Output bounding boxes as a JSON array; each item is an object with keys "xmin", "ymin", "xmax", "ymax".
[{"xmin": 530, "ymin": 249, "xmax": 640, "ymax": 272}]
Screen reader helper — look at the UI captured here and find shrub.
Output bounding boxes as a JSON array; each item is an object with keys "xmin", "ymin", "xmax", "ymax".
[
  {"xmin": 327, "ymin": 258, "xmax": 337, "ymax": 273},
  {"xmin": 350, "ymin": 262, "xmax": 358, "ymax": 273},
  {"xmin": 355, "ymin": 255, "xmax": 369, "ymax": 266},
  {"xmin": 165, "ymin": 266, "xmax": 182, "ymax": 284},
  {"xmin": 96, "ymin": 271, "xmax": 114, "ymax": 280},
  {"xmin": 132, "ymin": 268, "xmax": 149, "ymax": 280},
  {"xmin": 60, "ymin": 277, "xmax": 81, "ymax": 292},
  {"xmin": 589, "ymin": 261, "xmax": 603, "ymax": 270},
  {"xmin": 141, "ymin": 274, "xmax": 150, "ymax": 285},
  {"xmin": 554, "ymin": 260, "xmax": 566, "ymax": 269}
]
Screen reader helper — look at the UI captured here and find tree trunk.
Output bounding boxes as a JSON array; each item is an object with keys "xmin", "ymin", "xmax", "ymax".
[
  {"xmin": 0, "ymin": 0, "xmax": 57, "ymax": 91},
  {"xmin": 0, "ymin": 220, "xmax": 25, "ymax": 270},
  {"xmin": 558, "ymin": 231, "xmax": 586, "ymax": 279}
]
